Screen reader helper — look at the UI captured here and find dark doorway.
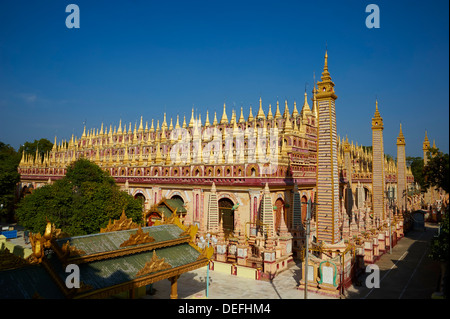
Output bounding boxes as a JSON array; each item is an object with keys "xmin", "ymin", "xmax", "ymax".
[{"xmin": 219, "ymin": 198, "xmax": 234, "ymax": 238}]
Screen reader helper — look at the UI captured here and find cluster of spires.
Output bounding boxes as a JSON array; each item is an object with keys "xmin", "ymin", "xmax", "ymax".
[{"xmin": 19, "ymin": 91, "xmax": 319, "ymax": 169}]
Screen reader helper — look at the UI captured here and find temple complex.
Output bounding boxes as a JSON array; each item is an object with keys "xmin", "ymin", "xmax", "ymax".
[{"xmin": 14, "ymin": 51, "xmax": 436, "ymax": 297}]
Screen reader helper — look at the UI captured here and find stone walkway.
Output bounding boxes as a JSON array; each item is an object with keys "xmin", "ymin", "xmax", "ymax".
[{"xmin": 145, "ymin": 262, "xmax": 334, "ymax": 299}]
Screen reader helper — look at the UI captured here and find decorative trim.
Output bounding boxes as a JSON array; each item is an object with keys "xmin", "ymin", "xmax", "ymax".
[
  {"xmin": 0, "ymin": 247, "xmax": 30, "ymax": 270},
  {"xmin": 136, "ymin": 250, "xmax": 172, "ymax": 277},
  {"xmin": 120, "ymin": 226, "xmax": 155, "ymax": 247},
  {"xmin": 100, "ymin": 210, "xmax": 139, "ymax": 233}
]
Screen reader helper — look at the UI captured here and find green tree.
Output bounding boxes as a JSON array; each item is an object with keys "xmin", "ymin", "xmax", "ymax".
[
  {"xmin": 430, "ymin": 208, "xmax": 449, "ymax": 262},
  {"xmin": 18, "ymin": 138, "xmax": 53, "ymax": 163},
  {"xmin": 0, "ymin": 142, "xmax": 21, "ymax": 219},
  {"xmin": 406, "ymin": 156, "xmax": 425, "ymax": 191},
  {"xmin": 15, "ymin": 159, "xmax": 143, "ymax": 236},
  {"xmin": 423, "ymin": 148, "xmax": 449, "ymax": 194}
]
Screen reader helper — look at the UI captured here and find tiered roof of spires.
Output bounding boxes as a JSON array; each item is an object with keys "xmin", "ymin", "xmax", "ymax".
[
  {"xmin": 19, "ymin": 93, "xmax": 319, "ymax": 169},
  {"xmin": 337, "ymin": 132, "xmax": 414, "ymax": 179}
]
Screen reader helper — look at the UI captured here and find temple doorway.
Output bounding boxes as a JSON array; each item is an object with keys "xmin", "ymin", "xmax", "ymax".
[
  {"xmin": 134, "ymin": 193, "xmax": 146, "ymax": 209},
  {"xmin": 301, "ymin": 195, "xmax": 308, "ymax": 224},
  {"xmin": 274, "ymin": 198, "xmax": 285, "ymax": 232},
  {"xmin": 219, "ymin": 198, "xmax": 234, "ymax": 238},
  {"xmin": 170, "ymin": 195, "xmax": 184, "ymax": 205}
]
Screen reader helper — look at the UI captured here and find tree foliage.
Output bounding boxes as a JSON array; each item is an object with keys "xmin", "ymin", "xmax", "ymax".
[
  {"xmin": 406, "ymin": 156, "xmax": 425, "ymax": 191},
  {"xmin": 18, "ymin": 138, "xmax": 53, "ymax": 163},
  {"xmin": 15, "ymin": 159, "xmax": 143, "ymax": 236},
  {"xmin": 423, "ymin": 148, "xmax": 449, "ymax": 194},
  {"xmin": 0, "ymin": 142, "xmax": 21, "ymax": 218},
  {"xmin": 429, "ymin": 206, "xmax": 449, "ymax": 262}
]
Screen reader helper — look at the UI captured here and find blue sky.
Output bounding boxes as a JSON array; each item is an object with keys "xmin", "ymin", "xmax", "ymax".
[{"xmin": 0, "ymin": 0, "xmax": 448, "ymax": 158}]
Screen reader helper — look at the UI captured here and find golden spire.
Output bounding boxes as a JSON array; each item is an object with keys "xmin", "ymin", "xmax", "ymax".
[
  {"xmin": 274, "ymin": 100, "xmax": 282, "ymax": 119},
  {"xmin": 316, "ymin": 50, "xmax": 336, "ymax": 100},
  {"xmin": 321, "ymin": 50, "xmax": 332, "ymax": 82},
  {"xmin": 267, "ymin": 104, "xmax": 273, "ymax": 120},
  {"xmin": 301, "ymin": 91, "xmax": 311, "ymax": 116},
  {"xmin": 182, "ymin": 115, "xmax": 187, "ymax": 129},
  {"xmin": 150, "ymin": 119, "xmax": 155, "ymax": 133},
  {"xmin": 82, "ymin": 126, "xmax": 86, "ymax": 138},
  {"xmin": 292, "ymin": 100, "xmax": 299, "ymax": 118},
  {"xmin": 169, "ymin": 117, "xmax": 173, "ymax": 130},
  {"xmin": 138, "ymin": 116, "xmax": 144, "ymax": 132},
  {"xmin": 117, "ymin": 119, "xmax": 123, "ymax": 134},
  {"xmin": 175, "ymin": 115, "xmax": 180, "ymax": 129},
  {"xmin": 283, "ymin": 100, "xmax": 290, "ymax": 119},
  {"xmin": 231, "ymin": 109, "xmax": 236, "ymax": 124},
  {"xmin": 312, "ymin": 74, "xmax": 318, "ymax": 118},
  {"xmin": 189, "ymin": 108, "xmax": 195, "ymax": 128},
  {"xmin": 248, "ymin": 106, "xmax": 254, "ymax": 122},
  {"xmin": 397, "ymin": 123, "xmax": 405, "ymax": 145},
  {"xmin": 371, "ymin": 99, "xmax": 383, "ymax": 129},
  {"xmin": 162, "ymin": 113, "xmax": 168, "ymax": 130},
  {"xmin": 220, "ymin": 102, "xmax": 228, "ymax": 124},
  {"xmin": 239, "ymin": 107, "xmax": 245, "ymax": 123},
  {"xmin": 257, "ymin": 97, "xmax": 265, "ymax": 119},
  {"xmin": 213, "ymin": 111, "xmax": 218, "ymax": 126},
  {"xmin": 205, "ymin": 111, "xmax": 210, "ymax": 127},
  {"xmin": 422, "ymin": 130, "xmax": 430, "ymax": 155}
]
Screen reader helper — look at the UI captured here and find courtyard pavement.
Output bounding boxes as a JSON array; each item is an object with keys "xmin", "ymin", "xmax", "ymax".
[
  {"xmin": 2, "ymin": 222, "xmax": 442, "ymax": 300},
  {"xmin": 145, "ymin": 261, "xmax": 334, "ymax": 299}
]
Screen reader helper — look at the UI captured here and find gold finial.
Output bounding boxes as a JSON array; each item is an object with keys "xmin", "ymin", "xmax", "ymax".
[
  {"xmin": 239, "ymin": 106, "xmax": 245, "ymax": 123},
  {"xmin": 189, "ymin": 108, "xmax": 195, "ymax": 128},
  {"xmin": 175, "ymin": 115, "xmax": 180, "ymax": 129},
  {"xmin": 257, "ymin": 97, "xmax": 265, "ymax": 119},
  {"xmin": 275, "ymin": 99, "xmax": 282, "ymax": 119},
  {"xmin": 267, "ymin": 104, "xmax": 273, "ymax": 120},
  {"xmin": 205, "ymin": 111, "xmax": 210, "ymax": 127},
  {"xmin": 283, "ymin": 99, "xmax": 290, "ymax": 118},
  {"xmin": 138, "ymin": 116, "xmax": 144, "ymax": 132},
  {"xmin": 423, "ymin": 130, "xmax": 429, "ymax": 143},
  {"xmin": 397, "ymin": 123, "xmax": 405, "ymax": 145},
  {"xmin": 320, "ymin": 49, "xmax": 332, "ymax": 82},
  {"xmin": 248, "ymin": 106, "xmax": 254, "ymax": 122},
  {"xmin": 213, "ymin": 111, "xmax": 218, "ymax": 126},
  {"xmin": 117, "ymin": 119, "xmax": 122, "ymax": 134},
  {"xmin": 231, "ymin": 109, "xmax": 236, "ymax": 124},
  {"xmin": 220, "ymin": 102, "xmax": 228, "ymax": 124}
]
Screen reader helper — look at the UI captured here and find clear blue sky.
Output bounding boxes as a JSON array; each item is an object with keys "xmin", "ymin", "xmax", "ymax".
[{"xmin": 0, "ymin": 0, "xmax": 448, "ymax": 158}]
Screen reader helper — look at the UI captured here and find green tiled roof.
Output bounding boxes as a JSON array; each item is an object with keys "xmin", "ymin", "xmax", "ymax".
[
  {"xmin": 54, "ymin": 224, "xmax": 185, "ymax": 256},
  {"xmin": 0, "ymin": 265, "xmax": 64, "ymax": 299},
  {"xmin": 165, "ymin": 198, "xmax": 187, "ymax": 213},
  {"xmin": 0, "ymin": 222, "xmax": 206, "ymax": 299},
  {"xmin": 46, "ymin": 242, "xmax": 201, "ymax": 292}
]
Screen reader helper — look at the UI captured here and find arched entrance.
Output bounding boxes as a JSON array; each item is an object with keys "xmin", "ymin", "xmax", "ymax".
[
  {"xmin": 134, "ymin": 193, "xmax": 146, "ymax": 210},
  {"xmin": 274, "ymin": 198, "xmax": 285, "ymax": 232},
  {"xmin": 170, "ymin": 195, "xmax": 184, "ymax": 204},
  {"xmin": 219, "ymin": 198, "xmax": 234, "ymax": 238},
  {"xmin": 301, "ymin": 195, "xmax": 308, "ymax": 224}
]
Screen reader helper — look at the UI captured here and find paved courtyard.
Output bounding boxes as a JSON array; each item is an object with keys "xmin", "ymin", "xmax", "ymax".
[
  {"xmin": 3, "ymin": 222, "xmax": 442, "ymax": 300},
  {"xmin": 146, "ymin": 262, "xmax": 334, "ymax": 299}
]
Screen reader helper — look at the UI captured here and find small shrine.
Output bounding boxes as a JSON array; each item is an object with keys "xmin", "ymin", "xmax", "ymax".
[{"xmin": 0, "ymin": 212, "xmax": 212, "ymax": 299}]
